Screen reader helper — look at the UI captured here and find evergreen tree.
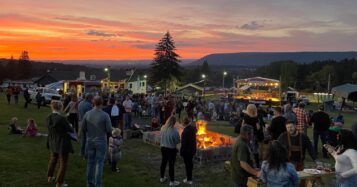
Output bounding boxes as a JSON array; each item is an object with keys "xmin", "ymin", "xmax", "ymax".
[
  {"xmin": 150, "ymin": 32, "xmax": 181, "ymax": 93},
  {"xmin": 5, "ymin": 57, "xmax": 17, "ymax": 79},
  {"xmin": 201, "ymin": 60, "xmax": 210, "ymax": 75},
  {"xmin": 18, "ymin": 51, "xmax": 32, "ymax": 79}
]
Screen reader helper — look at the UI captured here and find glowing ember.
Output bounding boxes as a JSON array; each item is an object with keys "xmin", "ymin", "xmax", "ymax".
[{"xmin": 196, "ymin": 120, "xmax": 232, "ymax": 149}]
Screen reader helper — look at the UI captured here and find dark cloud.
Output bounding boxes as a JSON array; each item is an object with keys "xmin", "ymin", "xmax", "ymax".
[
  {"xmin": 207, "ymin": 40, "xmax": 256, "ymax": 46},
  {"xmin": 86, "ymin": 30, "xmax": 121, "ymax": 37},
  {"xmin": 240, "ymin": 21, "xmax": 264, "ymax": 30},
  {"xmin": 133, "ymin": 43, "xmax": 155, "ymax": 49}
]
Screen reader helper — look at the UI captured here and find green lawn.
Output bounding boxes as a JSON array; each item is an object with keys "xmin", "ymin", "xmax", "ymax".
[
  {"xmin": 1, "ymin": 94, "xmax": 355, "ymax": 187},
  {"xmin": 0, "ymin": 95, "xmax": 232, "ymax": 187}
]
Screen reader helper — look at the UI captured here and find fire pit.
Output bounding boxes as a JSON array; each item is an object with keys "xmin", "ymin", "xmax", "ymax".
[{"xmin": 142, "ymin": 120, "xmax": 236, "ymax": 162}]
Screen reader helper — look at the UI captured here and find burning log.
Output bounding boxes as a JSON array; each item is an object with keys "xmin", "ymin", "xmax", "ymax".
[{"xmin": 142, "ymin": 120, "xmax": 236, "ymax": 162}]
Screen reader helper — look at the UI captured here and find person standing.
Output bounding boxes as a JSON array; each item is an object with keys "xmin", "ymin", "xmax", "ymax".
[
  {"xmin": 6, "ymin": 86, "xmax": 12, "ymax": 104},
  {"xmin": 293, "ymin": 103, "xmax": 309, "ymax": 134},
  {"xmin": 80, "ymin": 96, "xmax": 112, "ymax": 187},
  {"xmin": 283, "ymin": 104, "xmax": 297, "ymax": 125},
  {"xmin": 103, "ymin": 98, "xmax": 120, "ymax": 128},
  {"xmin": 180, "ymin": 118, "xmax": 197, "ymax": 185},
  {"xmin": 13, "ymin": 86, "xmax": 20, "ymax": 104},
  {"xmin": 36, "ymin": 91, "xmax": 42, "ymax": 110},
  {"xmin": 78, "ymin": 93, "xmax": 93, "ymax": 122},
  {"xmin": 325, "ymin": 129, "xmax": 357, "ymax": 187},
  {"xmin": 23, "ymin": 88, "xmax": 30, "ymax": 108},
  {"xmin": 46, "ymin": 101, "xmax": 74, "ymax": 187},
  {"xmin": 64, "ymin": 95, "xmax": 79, "ymax": 133},
  {"xmin": 311, "ymin": 105, "xmax": 331, "ymax": 159},
  {"xmin": 269, "ymin": 106, "xmax": 287, "ymax": 140},
  {"xmin": 260, "ymin": 141, "xmax": 300, "ymax": 187},
  {"xmin": 160, "ymin": 116, "xmax": 180, "ymax": 186},
  {"xmin": 78, "ymin": 93, "xmax": 93, "ymax": 155},
  {"xmin": 122, "ymin": 95, "xmax": 133, "ymax": 130},
  {"xmin": 278, "ymin": 121, "xmax": 316, "ymax": 171},
  {"xmin": 231, "ymin": 125, "xmax": 260, "ymax": 187},
  {"xmin": 242, "ymin": 104, "xmax": 262, "ymax": 167}
]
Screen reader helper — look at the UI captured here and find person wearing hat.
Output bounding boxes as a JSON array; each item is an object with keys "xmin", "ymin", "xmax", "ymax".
[
  {"xmin": 310, "ymin": 105, "xmax": 331, "ymax": 159},
  {"xmin": 278, "ymin": 121, "xmax": 316, "ymax": 172},
  {"xmin": 269, "ymin": 106, "xmax": 287, "ymax": 140},
  {"xmin": 109, "ymin": 128, "xmax": 123, "ymax": 172}
]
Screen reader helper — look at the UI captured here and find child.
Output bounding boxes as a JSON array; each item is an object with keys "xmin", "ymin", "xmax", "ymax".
[
  {"xmin": 8, "ymin": 117, "xmax": 23, "ymax": 134},
  {"xmin": 23, "ymin": 118, "xmax": 38, "ymax": 137},
  {"xmin": 109, "ymin": 128, "xmax": 123, "ymax": 172},
  {"xmin": 151, "ymin": 117, "xmax": 159, "ymax": 129}
]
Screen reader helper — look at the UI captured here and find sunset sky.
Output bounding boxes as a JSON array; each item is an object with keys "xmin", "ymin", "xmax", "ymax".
[{"xmin": 1, "ymin": 0, "xmax": 357, "ymax": 60}]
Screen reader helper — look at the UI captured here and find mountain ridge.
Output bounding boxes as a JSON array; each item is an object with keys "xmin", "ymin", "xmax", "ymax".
[{"xmin": 190, "ymin": 51, "xmax": 357, "ymax": 67}]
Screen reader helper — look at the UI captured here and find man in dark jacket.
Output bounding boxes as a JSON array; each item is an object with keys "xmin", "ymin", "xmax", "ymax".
[
  {"xmin": 311, "ymin": 105, "xmax": 331, "ymax": 158},
  {"xmin": 269, "ymin": 106, "xmax": 287, "ymax": 140},
  {"xmin": 103, "ymin": 98, "xmax": 119, "ymax": 128},
  {"xmin": 23, "ymin": 88, "xmax": 30, "ymax": 108},
  {"xmin": 180, "ymin": 118, "xmax": 197, "ymax": 185}
]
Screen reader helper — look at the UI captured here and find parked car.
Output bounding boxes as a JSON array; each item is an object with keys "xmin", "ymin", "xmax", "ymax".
[{"xmin": 29, "ymin": 87, "xmax": 62, "ymax": 105}]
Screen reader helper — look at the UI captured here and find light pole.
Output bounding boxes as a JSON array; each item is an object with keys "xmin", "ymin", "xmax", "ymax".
[
  {"xmin": 143, "ymin": 75, "xmax": 147, "ymax": 93},
  {"xmin": 223, "ymin": 71, "xmax": 227, "ymax": 88},
  {"xmin": 104, "ymin": 66, "xmax": 111, "ymax": 90},
  {"xmin": 202, "ymin": 74, "xmax": 206, "ymax": 97}
]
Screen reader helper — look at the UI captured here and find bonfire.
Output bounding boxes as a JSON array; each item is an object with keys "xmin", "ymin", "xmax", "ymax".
[{"xmin": 196, "ymin": 120, "xmax": 230, "ymax": 149}]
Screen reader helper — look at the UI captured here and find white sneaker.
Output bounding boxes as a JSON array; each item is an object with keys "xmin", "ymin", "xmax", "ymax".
[
  {"xmin": 183, "ymin": 178, "xmax": 193, "ymax": 185},
  {"xmin": 160, "ymin": 177, "xmax": 167, "ymax": 183},
  {"xmin": 169, "ymin": 181, "xmax": 180, "ymax": 186}
]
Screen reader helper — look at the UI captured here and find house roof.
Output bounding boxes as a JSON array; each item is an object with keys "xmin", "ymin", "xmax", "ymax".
[
  {"xmin": 236, "ymin": 76, "xmax": 279, "ymax": 83},
  {"xmin": 176, "ymin": 83, "xmax": 204, "ymax": 92},
  {"xmin": 331, "ymin": 83, "xmax": 357, "ymax": 101}
]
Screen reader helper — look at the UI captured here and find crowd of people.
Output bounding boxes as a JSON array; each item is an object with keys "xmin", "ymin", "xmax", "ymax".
[
  {"xmin": 231, "ymin": 102, "xmax": 357, "ymax": 187},
  {"xmin": 43, "ymin": 92, "xmax": 197, "ymax": 187},
  {"xmin": 5, "ymin": 89, "xmax": 357, "ymax": 187}
]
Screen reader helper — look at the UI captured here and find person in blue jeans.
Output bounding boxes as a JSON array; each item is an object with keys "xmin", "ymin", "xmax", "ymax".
[
  {"xmin": 80, "ymin": 96, "xmax": 112, "ymax": 187},
  {"xmin": 260, "ymin": 140, "xmax": 300, "ymax": 187},
  {"xmin": 122, "ymin": 95, "xmax": 133, "ymax": 129}
]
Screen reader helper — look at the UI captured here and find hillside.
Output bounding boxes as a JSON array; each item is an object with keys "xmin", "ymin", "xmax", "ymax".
[{"xmin": 191, "ymin": 52, "xmax": 357, "ymax": 67}]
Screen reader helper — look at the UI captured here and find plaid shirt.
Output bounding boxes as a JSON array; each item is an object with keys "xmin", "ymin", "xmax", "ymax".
[{"xmin": 293, "ymin": 107, "xmax": 308, "ymax": 134}]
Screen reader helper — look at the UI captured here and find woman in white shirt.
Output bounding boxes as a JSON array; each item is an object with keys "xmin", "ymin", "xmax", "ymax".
[{"xmin": 325, "ymin": 129, "xmax": 357, "ymax": 187}]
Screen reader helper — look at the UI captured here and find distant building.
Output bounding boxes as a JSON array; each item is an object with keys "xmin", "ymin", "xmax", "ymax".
[
  {"xmin": 0, "ymin": 79, "xmax": 35, "ymax": 90},
  {"xmin": 127, "ymin": 76, "xmax": 147, "ymax": 94}
]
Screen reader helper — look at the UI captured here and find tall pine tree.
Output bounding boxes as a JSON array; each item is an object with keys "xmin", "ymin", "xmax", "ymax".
[{"xmin": 150, "ymin": 32, "xmax": 181, "ymax": 93}]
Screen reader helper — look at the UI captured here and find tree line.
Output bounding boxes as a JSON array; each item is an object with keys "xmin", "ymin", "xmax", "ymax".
[
  {"xmin": 255, "ymin": 59, "xmax": 357, "ymax": 92},
  {"xmin": 0, "ymin": 55, "xmax": 32, "ymax": 81}
]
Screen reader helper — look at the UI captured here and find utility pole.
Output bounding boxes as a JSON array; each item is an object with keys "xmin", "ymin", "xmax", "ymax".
[
  {"xmin": 279, "ymin": 75, "xmax": 282, "ymax": 105},
  {"xmin": 223, "ymin": 71, "xmax": 227, "ymax": 88},
  {"xmin": 327, "ymin": 73, "xmax": 331, "ymax": 94}
]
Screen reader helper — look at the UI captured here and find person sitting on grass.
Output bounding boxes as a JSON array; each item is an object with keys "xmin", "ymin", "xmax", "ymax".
[
  {"xmin": 8, "ymin": 117, "xmax": 23, "ymax": 134},
  {"xmin": 109, "ymin": 128, "xmax": 123, "ymax": 173},
  {"xmin": 23, "ymin": 118, "xmax": 39, "ymax": 137},
  {"xmin": 151, "ymin": 117, "xmax": 160, "ymax": 130}
]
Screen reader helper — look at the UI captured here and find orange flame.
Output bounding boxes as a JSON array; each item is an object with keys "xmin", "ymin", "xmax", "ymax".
[{"xmin": 195, "ymin": 120, "xmax": 232, "ymax": 149}]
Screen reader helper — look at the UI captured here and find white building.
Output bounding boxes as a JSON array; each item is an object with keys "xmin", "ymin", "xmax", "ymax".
[{"xmin": 127, "ymin": 76, "xmax": 147, "ymax": 94}]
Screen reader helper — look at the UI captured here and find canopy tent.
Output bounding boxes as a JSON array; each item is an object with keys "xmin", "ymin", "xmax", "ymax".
[
  {"xmin": 331, "ymin": 83, "xmax": 357, "ymax": 101},
  {"xmin": 176, "ymin": 83, "xmax": 203, "ymax": 96}
]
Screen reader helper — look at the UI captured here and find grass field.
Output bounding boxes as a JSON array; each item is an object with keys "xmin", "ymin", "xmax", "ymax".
[
  {"xmin": 0, "ymin": 95, "xmax": 232, "ymax": 187},
  {"xmin": 0, "ymin": 94, "xmax": 355, "ymax": 187}
]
